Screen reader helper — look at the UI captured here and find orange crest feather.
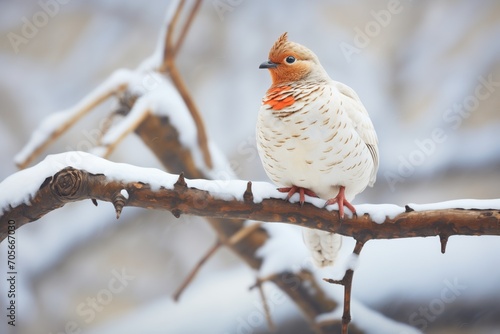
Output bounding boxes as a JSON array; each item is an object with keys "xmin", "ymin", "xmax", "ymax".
[{"xmin": 269, "ymin": 32, "xmax": 289, "ymax": 63}]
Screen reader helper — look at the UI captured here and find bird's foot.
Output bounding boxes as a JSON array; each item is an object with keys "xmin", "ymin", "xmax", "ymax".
[
  {"xmin": 324, "ymin": 186, "xmax": 356, "ymax": 219},
  {"xmin": 278, "ymin": 185, "xmax": 318, "ymax": 205}
]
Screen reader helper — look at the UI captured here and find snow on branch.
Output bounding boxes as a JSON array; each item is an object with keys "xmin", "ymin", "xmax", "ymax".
[
  {"xmin": 7, "ymin": 2, "xmax": 351, "ymax": 331},
  {"xmin": 2, "ymin": 152, "xmax": 499, "ymax": 246},
  {"xmin": 14, "ymin": 0, "xmax": 211, "ymax": 171},
  {"xmin": 8, "ymin": 2, "xmax": 500, "ymax": 332},
  {"xmin": 2, "ymin": 152, "xmax": 499, "ymax": 333},
  {"xmin": 14, "ymin": 70, "xmax": 131, "ymax": 169}
]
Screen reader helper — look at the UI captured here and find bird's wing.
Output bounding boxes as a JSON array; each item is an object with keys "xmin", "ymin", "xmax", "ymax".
[{"xmin": 333, "ymin": 81, "xmax": 379, "ymax": 186}]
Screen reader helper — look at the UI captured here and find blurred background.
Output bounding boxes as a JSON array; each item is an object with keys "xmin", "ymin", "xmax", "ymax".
[{"xmin": 1, "ymin": 0, "xmax": 500, "ymax": 333}]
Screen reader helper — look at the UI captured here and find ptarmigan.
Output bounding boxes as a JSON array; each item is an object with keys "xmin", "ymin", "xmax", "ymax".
[{"xmin": 256, "ymin": 32, "xmax": 379, "ymax": 267}]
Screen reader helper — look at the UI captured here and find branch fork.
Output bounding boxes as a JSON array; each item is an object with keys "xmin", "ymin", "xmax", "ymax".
[{"xmin": 8, "ymin": 1, "xmax": 500, "ymax": 332}]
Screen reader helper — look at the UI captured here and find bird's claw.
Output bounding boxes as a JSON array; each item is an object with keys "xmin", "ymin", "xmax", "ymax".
[
  {"xmin": 324, "ymin": 186, "xmax": 356, "ymax": 219},
  {"xmin": 278, "ymin": 186, "xmax": 318, "ymax": 205}
]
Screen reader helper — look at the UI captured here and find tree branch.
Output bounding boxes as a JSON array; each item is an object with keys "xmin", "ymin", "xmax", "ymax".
[
  {"xmin": 15, "ymin": 84, "xmax": 126, "ymax": 169},
  {"xmin": 160, "ymin": 0, "xmax": 185, "ymax": 71},
  {"xmin": 4, "ymin": 160, "xmax": 498, "ymax": 333},
  {"xmin": 174, "ymin": 0, "xmax": 203, "ymax": 58},
  {"xmin": 159, "ymin": 0, "xmax": 212, "ymax": 169},
  {"xmin": 324, "ymin": 241, "xmax": 366, "ymax": 334},
  {"xmin": 10, "ymin": 2, "xmax": 497, "ymax": 331},
  {"xmin": 173, "ymin": 240, "xmax": 222, "ymax": 301},
  {"xmin": 2, "ymin": 162, "xmax": 499, "ymax": 244}
]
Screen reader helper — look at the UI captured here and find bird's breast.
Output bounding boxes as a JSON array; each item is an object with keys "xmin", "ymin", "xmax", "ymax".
[{"xmin": 257, "ymin": 84, "xmax": 374, "ymax": 199}]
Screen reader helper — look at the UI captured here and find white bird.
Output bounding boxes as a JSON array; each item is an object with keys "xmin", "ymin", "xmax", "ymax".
[{"xmin": 256, "ymin": 33, "xmax": 379, "ymax": 267}]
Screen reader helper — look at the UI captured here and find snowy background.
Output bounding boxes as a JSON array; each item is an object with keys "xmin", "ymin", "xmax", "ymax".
[{"xmin": 1, "ymin": 0, "xmax": 500, "ymax": 333}]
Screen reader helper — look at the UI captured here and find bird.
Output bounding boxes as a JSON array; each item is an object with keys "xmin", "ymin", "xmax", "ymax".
[{"xmin": 256, "ymin": 32, "xmax": 379, "ymax": 267}]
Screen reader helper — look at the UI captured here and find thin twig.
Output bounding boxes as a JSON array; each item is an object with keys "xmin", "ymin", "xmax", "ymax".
[
  {"xmin": 174, "ymin": 0, "xmax": 203, "ymax": 57},
  {"xmin": 249, "ymin": 273, "xmax": 279, "ymax": 289},
  {"xmin": 173, "ymin": 240, "xmax": 222, "ymax": 301},
  {"xmin": 101, "ymin": 108, "xmax": 151, "ymax": 158},
  {"xmin": 255, "ymin": 279, "xmax": 276, "ymax": 332},
  {"xmin": 97, "ymin": 112, "xmax": 119, "ymax": 146},
  {"xmin": 228, "ymin": 222, "xmax": 263, "ymax": 245},
  {"xmin": 160, "ymin": 0, "xmax": 185, "ymax": 72},
  {"xmin": 324, "ymin": 240, "xmax": 366, "ymax": 334},
  {"xmin": 17, "ymin": 85, "xmax": 126, "ymax": 169},
  {"xmin": 173, "ymin": 223, "xmax": 262, "ymax": 301},
  {"xmin": 158, "ymin": 0, "xmax": 213, "ymax": 169},
  {"xmin": 168, "ymin": 65, "xmax": 213, "ymax": 169}
]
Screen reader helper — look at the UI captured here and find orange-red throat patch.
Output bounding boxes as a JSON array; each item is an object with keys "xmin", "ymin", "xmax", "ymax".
[{"xmin": 264, "ymin": 85, "xmax": 295, "ymax": 110}]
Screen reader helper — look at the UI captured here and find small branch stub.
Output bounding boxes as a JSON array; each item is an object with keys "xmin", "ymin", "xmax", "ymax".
[
  {"xmin": 112, "ymin": 190, "xmax": 128, "ymax": 219},
  {"xmin": 50, "ymin": 167, "xmax": 83, "ymax": 199},
  {"xmin": 323, "ymin": 277, "xmax": 345, "ymax": 285},
  {"xmin": 174, "ymin": 172, "xmax": 187, "ymax": 188},
  {"xmin": 440, "ymin": 234, "xmax": 449, "ymax": 254},
  {"xmin": 243, "ymin": 181, "xmax": 254, "ymax": 203},
  {"xmin": 171, "ymin": 209, "xmax": 182, "ymax": 218}
]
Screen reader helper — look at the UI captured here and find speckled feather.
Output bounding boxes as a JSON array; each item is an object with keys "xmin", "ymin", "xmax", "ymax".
[
  {"xmin": 257, "ymin": 33, "xmax": 379, "ymax": 267},
  {"xmin": 259, "ymin": 81, "xmax": 377, "ymax": 201}
]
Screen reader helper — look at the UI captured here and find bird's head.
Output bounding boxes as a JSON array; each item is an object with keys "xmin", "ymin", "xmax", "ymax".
[{"xmin": 259, "ymin": 32, "xmax": 329, "ymax": 85}]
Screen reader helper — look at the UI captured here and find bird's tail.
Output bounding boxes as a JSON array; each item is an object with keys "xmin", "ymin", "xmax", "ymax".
[{"xmin": 302, "ymin": 228, "xmax": 342, "ymax": 267}]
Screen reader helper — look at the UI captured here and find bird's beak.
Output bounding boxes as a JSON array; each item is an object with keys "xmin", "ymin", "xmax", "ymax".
[{"xmin": 259, "ymin": 60, "xmax": 277, "ymax": 69}]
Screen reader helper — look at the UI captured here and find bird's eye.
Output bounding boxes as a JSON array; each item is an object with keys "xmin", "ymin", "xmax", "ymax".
[{"xmin": 285, "ymin": 56, "xmax": 296, "ymax": 64}]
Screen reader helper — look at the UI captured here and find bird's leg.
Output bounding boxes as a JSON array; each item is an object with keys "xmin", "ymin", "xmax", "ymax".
[
  {"xmin": 277, "ymin": 186, "xmax": 318, "ymax": 205},
  {"xmin": 277, "ymin": 185, "xmax": 299, "ymax": 202},
  {"xmin": 324, "ymin": 186, "xmax": 356, "ymax": 219}
]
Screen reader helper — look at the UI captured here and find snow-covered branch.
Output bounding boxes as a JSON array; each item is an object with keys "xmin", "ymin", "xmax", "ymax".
[
  {"xmin": 7, "ymin": 0, "xmax": 353, "ymax": 330},
  {"xmin": 8, "ymin": 1, "xmax": 500, "ymax": 332},
  {"xmin": 3, "ymin": 152, "xmax": 498, "ymax": 333},
  {"xmin": 14, "ymin": 0, "xmax": 211, "ymax": 171},
  {"xmin": 2, "ymin": 152, "xmax": 499, "ymax": 247}
]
